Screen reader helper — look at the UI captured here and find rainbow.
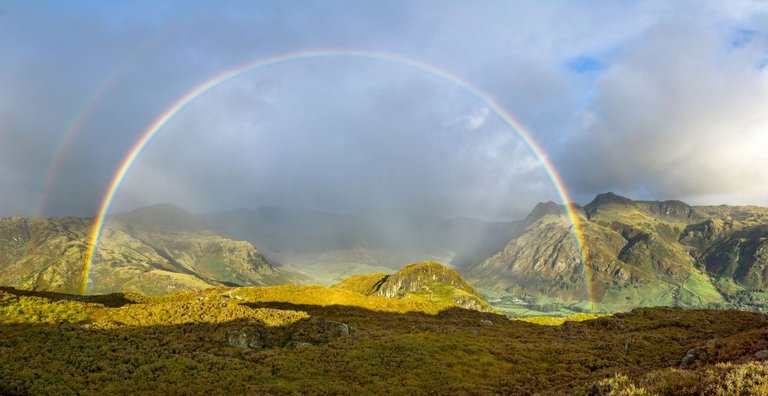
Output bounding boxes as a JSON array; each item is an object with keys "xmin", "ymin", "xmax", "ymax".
[
  {"xmin": 33, "ymin": 73, "xmax": 124, "ymax": 219},
  {"xmin": 81, "ymin": 49, "xmax": 592, "ymax": 304},
  {"xmin": 33, "ymin": 24, "xmax": 185, "ymax": 219}
]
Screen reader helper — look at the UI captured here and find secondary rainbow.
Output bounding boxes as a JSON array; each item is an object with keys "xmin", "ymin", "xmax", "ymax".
[
  {"xmin": 34, "ymin": 24, "xmax": 187, "ymax": 219},
  {"xmin": 81, "ymin": 49, "xmax": 592, "ymax": 303}
]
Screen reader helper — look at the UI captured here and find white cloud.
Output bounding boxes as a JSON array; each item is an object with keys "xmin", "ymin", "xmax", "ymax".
[{"xmin": 557, "ymin": 3, "xmax": 768, "ymax": 205}]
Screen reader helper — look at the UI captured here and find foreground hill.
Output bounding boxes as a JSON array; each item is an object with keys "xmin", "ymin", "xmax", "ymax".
[
  {"xmin": 469, "ymin": 193, "xmax": 768, "ymax": 313},
  {"xmin": 1, "ymin": 286, "xmax": 767, "ymax": 394},
  {"xmin": 334, "ymin": 261, "xmax": 494, "ymax": 312},
  {"xmin": 0, "ymin": 204, "xmax": 296, "ymax": 295}
]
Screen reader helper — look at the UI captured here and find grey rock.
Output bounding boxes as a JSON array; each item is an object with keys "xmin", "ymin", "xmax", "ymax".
[
  {"xmin": 680, "ymin": 348, "xmax": 699, "ymax": 368},
  {"xmin": 227, "ymin": 328, "xmax": 263, "ymax": 349},
  {"xmin": 319, "ymin": 319, "xmax": 350, "ymax": 336}
]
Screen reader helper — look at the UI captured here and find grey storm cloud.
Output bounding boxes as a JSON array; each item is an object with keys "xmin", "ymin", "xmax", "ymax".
[{"xmin": 1, "ymin": 0, "xmax": 767, "ymax": 219}]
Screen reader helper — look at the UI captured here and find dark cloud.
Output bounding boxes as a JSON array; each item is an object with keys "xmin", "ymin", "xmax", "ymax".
[{"xmin": 1, "ymin": 1, "xmax": 767, "ymax": 220}]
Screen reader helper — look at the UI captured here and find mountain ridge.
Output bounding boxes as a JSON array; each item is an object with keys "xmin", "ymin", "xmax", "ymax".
[
  {"xmin": 2, "ymin": 195, "xmax": 768, "ymax": 314},
  {"xmin": 468, "ymin": 192, "xmax": 768, "ymax": 313}
]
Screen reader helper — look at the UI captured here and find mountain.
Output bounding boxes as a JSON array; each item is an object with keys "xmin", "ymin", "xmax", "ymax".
[
  {"xmin": 0, "ymin": 204, "xmax": 296, "ymax": 295},
  {"xmin": 5, "ymin": 196, "xmax": 768, "ymax": 313},
  {"xmin": 469, "ymin": 192, "xmax": 768, "ymax": 312},
  {"xmin": 3, "ymin": 285, "xmax": 768, "ymax": 394},
  {"xmin": 202, "ymin": 207, "xmax": 518, "ymax": 284},
  {"xmin": 334, "ymin": 261, "xmax": 494, "ymax": 312}
]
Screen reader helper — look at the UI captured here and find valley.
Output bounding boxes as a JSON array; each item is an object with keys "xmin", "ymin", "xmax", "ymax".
[{"xmin": 2, "ymin": 193, "xmax": 768, "ymax": 318}]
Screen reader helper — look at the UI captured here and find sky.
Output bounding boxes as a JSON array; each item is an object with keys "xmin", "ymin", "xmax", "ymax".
[{"xmin": 1, "ymin": 0, "xmax": 767, "ymax": 220}]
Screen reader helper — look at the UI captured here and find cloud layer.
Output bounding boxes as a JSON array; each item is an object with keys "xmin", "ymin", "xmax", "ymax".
[{"xmin": 1, "ymin": 1, "xmax": 767, "ymax": 219}]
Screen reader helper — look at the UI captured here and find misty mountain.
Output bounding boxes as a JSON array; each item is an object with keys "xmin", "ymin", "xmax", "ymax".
[
  {"xmin": 201, "ymin": 207, "xmax": 519, "ymax": 282},
  {"xmin": 4, "ymin": 195, "xmax": 768, "ymax": 313},
  {"xmin": 0, "ymin": 204, "xmax": 296, "ymax": 295},
  {"xmin": 469, "ymin": 192, "xmax": 768, "ymax": 311}
]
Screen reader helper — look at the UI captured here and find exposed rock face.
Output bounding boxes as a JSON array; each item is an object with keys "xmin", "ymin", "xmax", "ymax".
[
  {"xmin": 681, "ymin": 219, "xmax": 727, "ymax": 243},
  {"xmin": 374, "ymin": 261, "xmax": 474, "ymax": 298},
  {"xmin": 335, "ymin": 261, "xmax": 495, "ymax": 312},
  {"xmin": 699, "ymin": 226, "xmax": 768, "ymax": 288},
  {"xmin": 469, "ymin": 216, "xmax": 587, "ymax": 299},
  {"xmin": 641, "ymin": 200, "xmax": 698, "ymax": 221},
  {"xmin": 0, "ymin": 204, "xmax": 292, "ymax": 295}
]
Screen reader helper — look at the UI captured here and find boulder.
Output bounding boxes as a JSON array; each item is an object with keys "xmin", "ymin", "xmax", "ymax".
[
  {"xmin": 680, "ymin": 347, "xmax": 699, "ymax": 368},
  {"xmin": 227, "ymin": 327, "xmax": 263, "ymax": 349}
]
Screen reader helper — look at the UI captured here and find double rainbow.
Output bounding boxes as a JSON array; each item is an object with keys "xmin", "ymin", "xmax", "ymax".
[{"xmin": 80, "ymin": 50, "xmax": 592, "ymax": 303}]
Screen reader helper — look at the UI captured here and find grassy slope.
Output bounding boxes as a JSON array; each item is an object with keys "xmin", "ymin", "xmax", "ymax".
[
  {"xmin": 333, "ymin": 272, "xmax": 387, "ymax": 295},
  {"xmin": 2, "ymin": 286, "xmax": 768, "ymax": 395}
]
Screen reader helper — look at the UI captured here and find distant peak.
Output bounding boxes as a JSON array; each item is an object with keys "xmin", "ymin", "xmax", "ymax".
[
  {"xmin": 589, "ymin": 192, "xmax": 634, "ymax": 205},
  {"xmin": 115, "ymin": 203, "xmax": 206, "ymax": 231},
  {"xmin": 583, "ymin": 192, "xmax": 636, "ymax": 218},
  {"xmin": 133, "ymin": 202, "xmax": 186, "ymax": 211},
  {"xmin": 525, "ymin": 201, "xmax": 564, "ymax": 224},
  {"xmin": 116, "ymin": 203, "xmax": 188, "ymax": 217}
]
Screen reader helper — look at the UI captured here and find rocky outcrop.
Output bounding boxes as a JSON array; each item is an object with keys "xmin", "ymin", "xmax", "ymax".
[
  {"xmin": 373, "ymin": 261, "xmax": 475, "ymax": 298},
  {"xmin": 470, "ymin": 219, "xmax": 584, "ymax": 295},
  {"xmin": 700, "ymin": 226, "xmax": 768, "ymax": 288},
  {"xmin": 335, "ymin": 261, "xmax": 495, "ymax": 312}
]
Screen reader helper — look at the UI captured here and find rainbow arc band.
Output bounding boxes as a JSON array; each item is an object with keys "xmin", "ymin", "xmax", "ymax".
[
  {"xmin": 34, "ymin": 25, "xmax": 185, "ymax": 219},
  {"xmin": 81, "ymin": 50, "xmax": 592, "ymax": 303}
]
